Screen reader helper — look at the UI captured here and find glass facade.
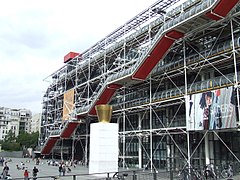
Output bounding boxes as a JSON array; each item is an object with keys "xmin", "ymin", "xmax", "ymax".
[{"xmin": 40, "ymin": 0, "xmax": 240, "ymax": 175}]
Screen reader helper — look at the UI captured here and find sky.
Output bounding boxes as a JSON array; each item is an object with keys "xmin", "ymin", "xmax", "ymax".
[{"xmin": 0, "ymin": 0, "xmax": 181, "ymax": 114}]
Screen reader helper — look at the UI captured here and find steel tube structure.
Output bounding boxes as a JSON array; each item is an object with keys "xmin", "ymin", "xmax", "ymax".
[{"xmin": 40, "ymin": 0, "xmax": 240, "ymax": 175}]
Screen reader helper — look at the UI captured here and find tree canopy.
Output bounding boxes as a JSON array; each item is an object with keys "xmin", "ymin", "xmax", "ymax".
[{"xmin": 1, "ymin": 131, "xmax": 39, "ymax": 151}]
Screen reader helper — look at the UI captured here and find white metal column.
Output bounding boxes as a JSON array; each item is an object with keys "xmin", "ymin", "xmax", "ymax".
[
  {"xmin": 183, "ymin": 40, "xmax": 192, "ymax": 172},
  {"xmin": 230, "ymin": 19, "xmax": 240, "ymax": 122},
  {"xmin": 123, "ymin": 88, "xmax": 126, "ymax": 169},
  {"xmin": 149, "ymin": 77, "xmax": 153, "ymax": 171},
  {"xmin": 204, "ymin": 135, "xmax": 210, "ymax": 164},
  {"xmin": 61, "ymin": 139, "xmax": 63, "ymax": 161},
  {"xmin": 138, "ymin": 113, "xmax": 142, "ymax": 169}
]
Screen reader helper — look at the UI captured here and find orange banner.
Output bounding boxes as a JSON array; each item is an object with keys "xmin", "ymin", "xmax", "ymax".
[{"xmin": 62, "ymin": 89, "xmax": 75, "ymax": 121}]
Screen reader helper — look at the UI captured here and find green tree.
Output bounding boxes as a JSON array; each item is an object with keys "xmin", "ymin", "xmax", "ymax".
[
  {"xmin": 1, "ymin": 130, "xmax": 21, "ymax": 151},
  {"xmin": 4, "ymin": 130, "xmax": 16, "ymax": 142},
  {"xmin": 1, "ymin": 131, "xmax": 39, "ymax": 151},
  {"xmin": 16, "ymin": 131, "xmax": 39, "ymax": 149},
  {"xmin": 1, "ymin": 141, "xmax": 21, "ymax": 151}
]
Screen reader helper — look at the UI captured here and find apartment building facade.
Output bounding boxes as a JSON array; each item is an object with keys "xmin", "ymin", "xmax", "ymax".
[
  {"xmin": 0, "ymin": 107, "xmax": 32, "ymax": 140},
  {"xmin": 31, "ymin": 113, "xmax": 41, "ymax": 133}
]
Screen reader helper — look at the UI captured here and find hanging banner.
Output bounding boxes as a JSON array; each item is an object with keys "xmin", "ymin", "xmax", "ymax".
[
  {"xmin": 62, "ymin": 89, "xmax": 75, "ymax": 121},
  {"xmin": 187, "ymin": 86, "xmax": 237, "ymax": 131}
]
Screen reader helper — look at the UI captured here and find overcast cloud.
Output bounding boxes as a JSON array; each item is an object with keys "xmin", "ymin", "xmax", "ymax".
[{"xmin": 0, "ymin": 0, "xmax": 161, "ymax": 114}]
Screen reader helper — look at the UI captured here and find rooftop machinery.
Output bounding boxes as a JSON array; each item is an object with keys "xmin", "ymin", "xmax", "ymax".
[{"xmin": 40, "ymin": 0, "xmax": 240, "ymax": 172}]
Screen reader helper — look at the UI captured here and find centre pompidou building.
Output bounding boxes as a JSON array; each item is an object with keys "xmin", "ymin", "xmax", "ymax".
[{"xmin": 40, "ymin": 0, "xmax": 240, "ymax": 173}]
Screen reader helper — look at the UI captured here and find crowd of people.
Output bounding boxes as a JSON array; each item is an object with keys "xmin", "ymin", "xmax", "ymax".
[
  {"xmin": 0, "ymin": 157, "xmax": 78, "ymax": 179},
  {"xmin": 58, "ymin": 160, "xmax": 76, "ymax": 176},
  {"xmin": 23, "ymin": 166, "xmax": 39, "ymax": 180},
  {"xmin": 0, "ymin": 157, "xmax": 39, "ymax": 179}
]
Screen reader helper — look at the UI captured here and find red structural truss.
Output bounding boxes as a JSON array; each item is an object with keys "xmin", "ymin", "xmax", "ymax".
[
  {"xmin": 41, "ymin": 121, "xmax": 79, "ymax": 155},
  {"xmin": 206, "ymin": 0, "xmax": 239, "ymax": 20},
  {"xmin": 89, "ymin": 83, "xmax": 122, "ymax": 115},
  {"xmin": 41, "ymin": 136, "xmax": 60, "ymax": 155},
  {"xmin": 132, "ymin": 30, "xmax": 184, "ymax": 80},
  {"xmin": 61, "ymin": 121, "xmax": 80, "ymax": 138}
]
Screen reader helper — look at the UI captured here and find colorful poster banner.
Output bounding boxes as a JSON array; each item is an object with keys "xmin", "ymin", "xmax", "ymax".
[{"xmin": 187, "ymin": 86, "xmax": 237, "ymax": 131}]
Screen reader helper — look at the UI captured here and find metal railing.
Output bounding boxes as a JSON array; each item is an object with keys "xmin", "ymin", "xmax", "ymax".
[{"xmin": 13, "ymin": 169, "xmax": 160, "ymax": 180}]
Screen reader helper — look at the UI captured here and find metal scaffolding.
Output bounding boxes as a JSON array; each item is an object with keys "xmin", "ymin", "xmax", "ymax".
[{"xmin": 40, "ymin": 0, "xmax": 240, "ymax": 177}]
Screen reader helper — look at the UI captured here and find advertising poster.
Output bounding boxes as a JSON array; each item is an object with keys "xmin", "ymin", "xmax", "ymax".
[
  {"xmin": 62, "ymin": 89, "xmax": 75, "ymax": 121},
  {"xmin": 187, "ymin": 86, "xmax": 237, "ymax": 131}
]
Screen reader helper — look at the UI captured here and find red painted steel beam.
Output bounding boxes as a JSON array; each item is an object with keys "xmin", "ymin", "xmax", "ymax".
[
  {"xmin": 61, "ymin": 122, "xmax": 80, "ymax": 138},
  {"xmin": 206, "ymin": 0, "xmax": 239, "ymax": 20},
  {"xmin": 89, "ymin": 83, "xmax": 122, "ymax": 115},
  {"xmin": 132, "ymin": 30, "xmax": 184, "ymax": 80},
  {"xmin": 41, "ymin": 136, "xmax": 59, "ymax": 155}
]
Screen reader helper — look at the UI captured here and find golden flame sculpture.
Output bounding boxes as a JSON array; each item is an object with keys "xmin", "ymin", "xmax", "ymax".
[{"xmin": 95, "ymin": 104, "xmax": 112, "ymax": 123}]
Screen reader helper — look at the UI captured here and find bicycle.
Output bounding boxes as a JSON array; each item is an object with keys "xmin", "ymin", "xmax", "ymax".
[
  {"xmin": 221, "ymin": 164, "xmax": 233, "ymax": 179},
  {"xmin": 178, "ymin": 166, "xmax": 204, "ymax": 180},
  {"xmin": 113, "ymin": 172, "xmax": 128, "ymax": 180},
  {"xmin": 203, "ymin": 164, "xmax": 217, "ymax": 180}
]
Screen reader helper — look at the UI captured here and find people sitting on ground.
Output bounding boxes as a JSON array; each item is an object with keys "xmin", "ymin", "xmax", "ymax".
[
  {"xmin": 16, "ymin": 164, "xmax": 21, "ymax": 170},
  {"xmin": 20, "ymin": 161, "xmax": 25, "ymax": 170},
  {"xmin": 67, "ymin": 166, "xmax": 71, "ymax": 173}
]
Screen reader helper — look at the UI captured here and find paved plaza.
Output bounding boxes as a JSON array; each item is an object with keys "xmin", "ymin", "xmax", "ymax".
[
  {"xmin": 1, "ymin": 157, "xmax": 91, "ymax": 179},
  {"xmin": 2, "ymin": 158, "xmax": 240, "ymax": 179}
]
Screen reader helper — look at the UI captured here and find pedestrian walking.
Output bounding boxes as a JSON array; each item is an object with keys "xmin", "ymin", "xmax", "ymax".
[
  {"xmin": 0, "ymin": 157, "xmax": 4, "ymax": 166},
  {"xmin": 2, "ymin": 162, "xmax": 9, "ymax": 179},
  {"xmin": 36, "ymin": 158, "xmax": 40, "ymax": 165},
  {"xmin": 62, "ymin": 164, "xmax": 66, "ymax": 176},
  {"xmin": 33, "ymin": 166, "xmax": 39, "ymax": 180},
  {"xmin": 24, "ymin": 169, "xmax": 29, "ymax": 180},
  {"xmin": 58, "ymin": 164, "xmax": 62, "ymax": 176}
]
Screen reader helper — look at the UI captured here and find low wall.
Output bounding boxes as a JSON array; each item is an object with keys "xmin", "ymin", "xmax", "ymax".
[{"xmin": 0, "ymin": 151, "xmax": 23, "ymax": 158}]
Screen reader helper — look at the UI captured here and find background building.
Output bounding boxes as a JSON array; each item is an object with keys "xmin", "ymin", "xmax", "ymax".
[
  {"xmin": 31, "ymin": 113, "xmax": 41, "ymax": 133},
  {"xmin": 0, "ymin": 107, "xmax": 32, "ymax": 140},
  {"xmin": 40, "ymin": 0, "xmax": 240, "ymax": 173}
]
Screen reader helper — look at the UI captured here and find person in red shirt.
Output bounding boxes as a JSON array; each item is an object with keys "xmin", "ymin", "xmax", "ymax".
[{"xmin": 24, "ymin": 169, "xmax": 29, "ymax": 180}]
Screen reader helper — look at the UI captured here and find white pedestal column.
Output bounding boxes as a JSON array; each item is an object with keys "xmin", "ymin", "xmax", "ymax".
[{"xmin": 89, "ymin": 123, "xmax": 118, "ymax": 174}]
